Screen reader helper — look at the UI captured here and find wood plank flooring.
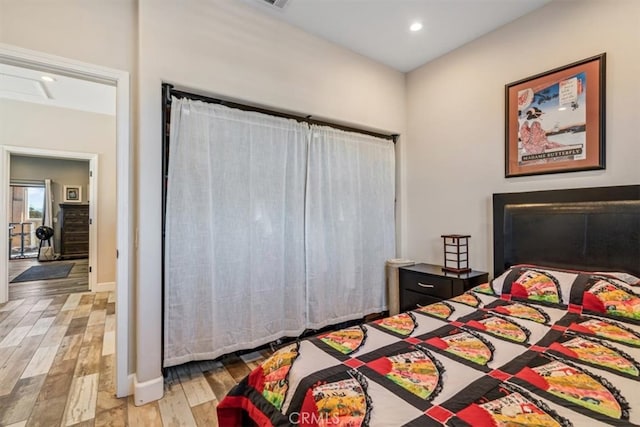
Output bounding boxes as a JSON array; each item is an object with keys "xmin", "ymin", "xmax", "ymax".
[
  {"xmin": 0, "ymin": 291, "xmax": 270, "ymax": 426},
  {"xmin": 9, "ymin": 259, "xmax": 89, "ymax": 300}
]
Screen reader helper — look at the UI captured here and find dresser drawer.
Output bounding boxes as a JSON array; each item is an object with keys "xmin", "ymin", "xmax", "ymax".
[
  {"xmin": 64, "ymin": 218, "xmax": 88, "ymax": 226},
  {"xmin": 62, "ymin": 208, "xmax": 88, "ymax": 219},
  {"xmin": 63, "ymin": 232, "xmax": 89, "ymax": 243},
  {"xmin": 400, "ymin": 270, "xmax": 454, "ymax": 299},
  {"xmin": 63, "ymin": 242, "xmax": 88, "ymax": 255}
]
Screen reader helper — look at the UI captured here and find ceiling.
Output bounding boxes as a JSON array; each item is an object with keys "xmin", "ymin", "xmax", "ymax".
[
  {"xmin": 244, "ymin": 0, "xmax": 552, "ymax": 72},
  {"xmin": 0, "ymin": 63, "xmax": 115, "ymax": 115},
  {"xmin": 0, "ymin": 1, "xmax": 551, "ymax": 112}
]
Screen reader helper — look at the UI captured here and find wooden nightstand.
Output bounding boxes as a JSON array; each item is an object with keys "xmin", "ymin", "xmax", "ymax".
[{"xmin": 398, "ymin": 263, "xmax": 488, "ymax": 312}]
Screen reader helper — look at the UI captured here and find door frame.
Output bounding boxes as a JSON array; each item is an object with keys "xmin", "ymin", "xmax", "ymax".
[
  {"xmin": 0, "ymin": 43, "xmax": 132, "ymax": 397},
  {"xmin": 4, "ymin": 148, "xmax": 98, "ymax": 290}
]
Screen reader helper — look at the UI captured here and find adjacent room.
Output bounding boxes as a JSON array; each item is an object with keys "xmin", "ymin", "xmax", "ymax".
[
  {"xmin": 0, "ymin": 0, "xmax": 639, "ymax": 426},
  {"xmin": 7, "ymin": 155, "xmax": 91, "ymax": 299}
]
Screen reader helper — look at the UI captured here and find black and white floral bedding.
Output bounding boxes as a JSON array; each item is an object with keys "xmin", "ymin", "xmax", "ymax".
[{"xmin": 218, "ymin": 265, "xmax": 640, "ymax": 426}]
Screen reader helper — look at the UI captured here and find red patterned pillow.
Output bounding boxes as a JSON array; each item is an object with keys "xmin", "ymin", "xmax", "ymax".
[{"xmin": 491, "ymin": 264, "xmax": 640, "ymax": 311}]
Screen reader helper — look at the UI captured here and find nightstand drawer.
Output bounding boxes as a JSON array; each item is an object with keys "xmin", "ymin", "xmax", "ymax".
[
  {"xmin": 400, "ymin": 270, "xmax": 453, "ymax": 299},
  {"xmin": 402, "ymin": 289, "xmax": 441, "ymax": 311}
]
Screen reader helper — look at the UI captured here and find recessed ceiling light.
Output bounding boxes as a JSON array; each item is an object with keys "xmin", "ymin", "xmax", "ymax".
[
  {"xmin": 41, "ymin": 76, "xmax": 56, "ymax": 82},
  {"xmin": 410, "ymin": 22, "xmax": 423, "ymax": 32},
  {"xmin": 558, "ymin": 107, "xmax": 567, "ymax": 111}
]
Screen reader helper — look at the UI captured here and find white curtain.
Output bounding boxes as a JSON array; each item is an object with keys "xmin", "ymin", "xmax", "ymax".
[
  {"xmin": 43, "ymin": 179, "xmax": 53, "ymax": 240},
  {"xmin": 164, "ymin": 98, "xmax": 309, "ymax": 367},
  {"xmin": 305, "ymin": 126, "xmax": 396, "ymax": 329},
  {"xmin": 164, "ymin": 98, "xmax": 396, "ymax": 366},
  {"xmin": 38, "ymin": 178, "xmax": 55, "ymax": 259}
]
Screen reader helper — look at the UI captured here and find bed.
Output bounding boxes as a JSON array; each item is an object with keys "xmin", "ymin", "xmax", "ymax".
[{"xmin": 218, "ymin": 185, "xmax": 640, "ymax": 426}]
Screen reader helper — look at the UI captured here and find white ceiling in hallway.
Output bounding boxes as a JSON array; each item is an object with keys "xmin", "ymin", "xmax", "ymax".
[
  {"xmin": 0, "ymin": 63, "xmax": 115, "ymax": 115},
  {"xmin": 243, "ymin": 0, "xmax": 552, "ymax": 72}
]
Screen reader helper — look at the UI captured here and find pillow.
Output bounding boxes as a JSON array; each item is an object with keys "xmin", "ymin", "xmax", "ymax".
[
  {"xmin": 594, "ymin": 271, "xmax": 640, "ymax": 286},
  {"xmin": 573, "ymin": 275, "xmax": 640, "ymax": 323},
  {"xmin": 492, "ymin": 264, "xmax": 640, "ymax": 318},
  {"xmin": 491, "ymin": 265, "xmax": 579, "ymax": 307}
]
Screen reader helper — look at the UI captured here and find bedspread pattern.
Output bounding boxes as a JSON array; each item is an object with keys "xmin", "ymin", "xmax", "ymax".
[{"xmin": 219, "ymin": 273, "xmax": 640, "ymax": 426}]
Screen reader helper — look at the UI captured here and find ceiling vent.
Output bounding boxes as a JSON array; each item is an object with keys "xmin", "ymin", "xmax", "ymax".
[{"xmin": 261, "ymin": 0, "xmax": 289, "ymax": 9}]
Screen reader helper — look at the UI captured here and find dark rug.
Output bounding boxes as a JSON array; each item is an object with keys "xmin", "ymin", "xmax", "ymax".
[{"xmin": 10, "ymin": 263, "xmax": 75, "ymax": 283}]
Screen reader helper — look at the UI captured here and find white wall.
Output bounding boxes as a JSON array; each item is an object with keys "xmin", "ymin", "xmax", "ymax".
[
  {"xmin": 0, "ymin": 0, "xmax": 137, "ymax": 73},
  {"xmin": 1, "ymin": 100, "xmax": 117, "ymax": 284},
  {"xmin": 404, "ymin": 0, "xmax": 640, "ymax": 276}
]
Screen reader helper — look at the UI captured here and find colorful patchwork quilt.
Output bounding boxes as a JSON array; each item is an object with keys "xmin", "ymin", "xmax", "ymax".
[{"xmin": 218, "ymin": 266, "xmax": 640, "ymax": 426}]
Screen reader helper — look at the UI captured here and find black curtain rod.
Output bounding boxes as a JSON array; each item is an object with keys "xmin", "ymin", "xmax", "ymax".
[{"xmin": 163, "ymin": 83, "xmax": 398, "ymax": 143}]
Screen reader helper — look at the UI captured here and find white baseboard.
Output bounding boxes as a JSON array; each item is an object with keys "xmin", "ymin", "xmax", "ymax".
[
  {"xmin": 133, "ymin": 374, "xmax": 164, "ymax": 406},
  {"xmin": 93, "ymin": 281, "xmax": 115, "ymax": 292}
]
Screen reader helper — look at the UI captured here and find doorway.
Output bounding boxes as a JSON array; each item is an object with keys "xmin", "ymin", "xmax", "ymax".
[
  {"xmin": 7, "ymin": 156, "xmax": 93, "ymax": 299},
  {"xmin": 0, "ymin": 44, "xmax": 131, "ymax": 398}
]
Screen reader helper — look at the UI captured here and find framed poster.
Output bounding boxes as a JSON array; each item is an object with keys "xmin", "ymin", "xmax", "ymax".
[
  {"xmin": 505, "ymin": 53, "xmax": 605, "ymax": 177},
  {"xmin": 63, "ymin": 185, "xmax": 82, "ymax": 202}
]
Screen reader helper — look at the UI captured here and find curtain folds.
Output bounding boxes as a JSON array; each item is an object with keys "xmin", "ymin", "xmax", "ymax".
[
  {"xmin": 305, "ymin": 126, "xmax": 396, "ymax": 328},
  {"xmin": 164, "ymin": 97, "xmax": 395, "ymax": 367},
  {"xmin": 164, "ymin": 98, "xmax": 309, "ymax": 367},
  {"xmin": 43, "ymin": 179, "xmax": 54, "ymax": 255}
]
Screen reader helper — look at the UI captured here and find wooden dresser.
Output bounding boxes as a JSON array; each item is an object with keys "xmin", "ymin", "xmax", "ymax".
[{"xmin": 59, "ymin": 203, "xmax": 89, "ymax": 259}]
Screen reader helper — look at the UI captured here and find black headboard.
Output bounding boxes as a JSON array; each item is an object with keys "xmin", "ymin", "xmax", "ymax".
[{"xmin": 493, "ymin": 185, "xmax": 640, "ymax": 278}]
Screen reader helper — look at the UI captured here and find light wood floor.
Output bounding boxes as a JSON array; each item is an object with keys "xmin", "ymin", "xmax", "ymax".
[
  {"xmin": 0, "ymin": 291, "xmax": 270, "ymax": 426},
  {"xmin": 9, "ymin": 258, "xmax": 89, "ymax": 300}
]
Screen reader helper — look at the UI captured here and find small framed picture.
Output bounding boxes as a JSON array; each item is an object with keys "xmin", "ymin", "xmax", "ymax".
[{"xmin": 63, "ymin": 185, "xmax": 82, "ymax": 203}]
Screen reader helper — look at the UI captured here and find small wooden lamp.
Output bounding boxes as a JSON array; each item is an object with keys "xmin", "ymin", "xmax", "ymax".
[{"xmin": 441, "ymin": 234, "xmax": 471, "ymax": 274}]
